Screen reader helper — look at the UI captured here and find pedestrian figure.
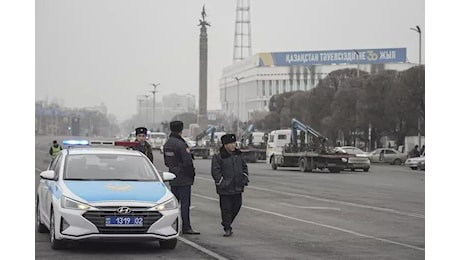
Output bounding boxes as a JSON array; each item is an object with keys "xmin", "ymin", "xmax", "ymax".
[
  {"xmin": 132, "ymin": 127, "xmax": 154, "ymax": 162},
  {"xmin": 163, "ymin": 120, "xmax": 200, "ymax": 235},
  {"xmin": 49, "ymin": 140, "xmax": 62, "ymax": 160},
  {"xmin": 211, "ymin": 133, "xmax": 249, "ymax": 237},
  {"xmin": 409, "ymin": 145, "xmax": 420, "ymax": 158}
]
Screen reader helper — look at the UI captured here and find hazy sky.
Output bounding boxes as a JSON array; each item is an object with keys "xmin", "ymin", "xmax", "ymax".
[{"xmin": 35, "ymin": 0, "xmax": 425, "ymax": 121}]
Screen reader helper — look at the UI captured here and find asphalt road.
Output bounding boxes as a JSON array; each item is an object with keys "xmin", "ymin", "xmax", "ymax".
[{"xmin": 35, "ymin": 136, "xmax": 425, "ymax": 259}]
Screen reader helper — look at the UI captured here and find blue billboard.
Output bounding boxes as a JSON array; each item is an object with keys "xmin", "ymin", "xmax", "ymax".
[{"xmin": 258, "ymin": 48, "xmax": 407, "ymax": 67}]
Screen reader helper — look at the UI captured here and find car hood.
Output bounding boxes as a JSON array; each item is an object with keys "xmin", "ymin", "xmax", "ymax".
[
  {"xmin": 64, "ymin": 181, "xmax": 167, "ymax": 203},
  {"xmin": 407, "ymin": 157, "xmax": 425, "ymax": 163}
]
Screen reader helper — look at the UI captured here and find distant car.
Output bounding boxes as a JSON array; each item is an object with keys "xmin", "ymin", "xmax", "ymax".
[
  {"xmin": 36, "ymin": 140, "xmax": 180, "ymax": 250},
  {"xmin": 334, "ymin": 146, "xmax": 371, "ymax": 172},
  {"xmin": 405, "ymin": 152, "xmax": 425, "ymax": 170},
  {"xmin": 149, "ymin": 132, "xmax": 167, "ymax": 150},
  {"xmin": 365, "ymin": 148, "xmax": 407, "ymax": 165}
]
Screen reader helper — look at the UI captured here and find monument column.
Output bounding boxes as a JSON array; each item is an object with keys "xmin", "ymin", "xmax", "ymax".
[{"xmin": 198, "ymin": 5, "xmax": 210, "ymax": 131}]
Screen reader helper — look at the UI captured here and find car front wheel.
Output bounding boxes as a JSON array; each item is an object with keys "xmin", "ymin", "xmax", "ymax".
[
  {"xmin": 36, "ymin": 200, "xmax": 47, "ymax": 233},
  {"xmin": 50, "ymin": 211, "xmax": 66, "ymax": 250}
]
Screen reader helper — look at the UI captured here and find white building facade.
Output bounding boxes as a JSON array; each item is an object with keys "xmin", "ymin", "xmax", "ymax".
[{"xmin": 220, "ymin": 48, "xmax": 417, "ymax": 122}]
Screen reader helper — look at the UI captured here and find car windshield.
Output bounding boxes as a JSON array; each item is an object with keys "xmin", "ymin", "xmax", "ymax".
[{"xmin": 64, "ymin": 154, "xmax": 160, "ymax": 181}]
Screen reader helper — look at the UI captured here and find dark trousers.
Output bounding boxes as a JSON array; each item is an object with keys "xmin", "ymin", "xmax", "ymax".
[
  {"xmin": 171, "ymin": 185, "xmax": 191, "ymax": 231},
  {"xmin": 219, "ymin": 194, "xmax": 242, "ymax": 231}
]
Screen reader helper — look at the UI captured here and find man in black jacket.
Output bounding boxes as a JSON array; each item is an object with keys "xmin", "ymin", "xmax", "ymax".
[
  {"xmin": 163, "ymin": 120, "xmax": 200, "ymax": 235},
  {"xmin": 211, "ymin": 133, "xmax": 249, "ymax": 237}
]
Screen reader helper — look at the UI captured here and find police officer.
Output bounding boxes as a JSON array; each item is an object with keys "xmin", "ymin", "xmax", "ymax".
[
  {"xmin": 49, "ymin": 140, "xmax": 62, "ymax": 159},
  {"xmin": 132, "ymin": 127, "xmax": 154, "ymax": 162},
  {"xmin": 163, "ymin": 120, "xmax": 200, "ymax": 235},
  {"xmin": 211, "ymin": 133, "xmax": 249, "ymax": 237}
]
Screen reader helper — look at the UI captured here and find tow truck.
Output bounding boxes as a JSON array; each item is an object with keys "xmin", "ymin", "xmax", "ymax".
[
  {"xmin": 270, "ymin": 119, "xmax": 348, "ymax": 173},
  {"xmin": 190, "ymin": 125, "xmax": 218, "ymax": 159},
  {"xmin": 240, "ymin": 124, "xmax": 267, "ymax": 163}
]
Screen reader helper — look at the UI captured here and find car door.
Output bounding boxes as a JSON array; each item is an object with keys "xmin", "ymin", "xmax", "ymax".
[
  {"xmin": 370, "ymin": 149, "xmax": 382, "ymax": 163},
  {"xmin": 384, "ymin": 149, "xmax": 397, "ymax": 163}
]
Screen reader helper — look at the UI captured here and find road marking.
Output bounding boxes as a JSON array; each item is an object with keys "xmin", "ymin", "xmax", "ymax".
[
  {"xmin": 193, "ymin": 193, "xmax": 424, "ymax": 252},
  {"xmin": 195, "ymin": 176, "xmax": 424, "ymax": 219},
  {"xmin": 178, "ymin": 237, "xmax": 229, "ymax": 260},
  {"xmin": 280, "ymin": 203, "xmax": 341, "ymax": 211}
]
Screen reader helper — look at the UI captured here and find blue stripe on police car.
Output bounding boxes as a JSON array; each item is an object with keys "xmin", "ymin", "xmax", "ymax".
[{"xmin": 64, "ymin": 181, "xmax": 167, "ymax": 203}]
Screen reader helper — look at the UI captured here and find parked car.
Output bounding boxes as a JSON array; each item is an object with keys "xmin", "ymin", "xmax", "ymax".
[
  {"xmin": 334, "ymin": 146, "xmax": 371, "ymax": 172},
  {"xmin": 365, "ymin": 148, "xmax": 408, "ymax": 165},
  {"xmin": 36, "ymin": 140, "xmax": 180, "ymax": 250},
  {"xmin": 405, "ymin": 151, "xmax": 425, "ymax": 170}
]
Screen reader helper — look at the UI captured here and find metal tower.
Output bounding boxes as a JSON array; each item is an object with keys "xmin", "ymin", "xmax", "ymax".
[{"xmin": 233, "ymin": 0, "xmax": 252, "ymax": 63}]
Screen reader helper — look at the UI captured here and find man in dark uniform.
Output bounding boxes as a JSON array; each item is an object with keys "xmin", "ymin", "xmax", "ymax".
[
  {"xmin": 211, "ymin": 133, "xmax": 249, "ymax": 237},
  {"xmin": 163, "ymin": 121, "xmax": 200, "ymax": 235},
  {"xmin": 132, "ymin": 127, "xmax": 154, "ymax": 162}
]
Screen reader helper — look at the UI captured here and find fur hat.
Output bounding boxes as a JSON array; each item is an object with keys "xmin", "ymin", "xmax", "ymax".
[
  {"xmin": 170, "ymin": 120, "xmax": 184, "ymax": 133},
  {"xmin": 221, "ymin": 133, "xmax": 236, "ymax": 145},
  {"xmin": 135, "ymin": 127, "xmax": 148, "ymax": 136}
]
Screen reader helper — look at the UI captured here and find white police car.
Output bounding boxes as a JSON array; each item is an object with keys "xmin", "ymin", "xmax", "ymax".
[{"xmin": 36, "ymin": 140, "xmax": 180, "ymax": 250}]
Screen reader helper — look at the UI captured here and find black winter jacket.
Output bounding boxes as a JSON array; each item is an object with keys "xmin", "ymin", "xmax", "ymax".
[
  {"xmin": 163, "ymin": 133, "xmax": 196, "ymax": 186},
  {"xmin": 211, "ymin": 146, "xmax": 249, "ymax": 195}
]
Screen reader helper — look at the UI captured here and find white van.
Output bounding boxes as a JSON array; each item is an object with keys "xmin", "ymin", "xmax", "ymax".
[
  {"xmin": 266, "ymin": 129, "xmax": 299, "ymax": 164},
  {"xmin": 149, "ymin": 132, "xmax": 167, "ymax": 150}
]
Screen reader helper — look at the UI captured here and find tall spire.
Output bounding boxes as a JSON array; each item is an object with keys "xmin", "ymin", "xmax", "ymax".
[{"xmin": 233, "ymin": 0, "xmax": 252, "ymax": 63}]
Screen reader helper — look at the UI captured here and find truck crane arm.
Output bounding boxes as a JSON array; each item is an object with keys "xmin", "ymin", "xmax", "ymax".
[
  {"xmin": 195, "ymin": 125, "xmax": 216, "ymax": 143},
  {"xmin": 290, "ymin": 118, "xmax": 327, "ymax": 148}
]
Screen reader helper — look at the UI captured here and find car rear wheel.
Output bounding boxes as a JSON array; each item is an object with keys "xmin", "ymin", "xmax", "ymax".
[
  {"xmin": 393, "ymin": 159, "xmax": 402, "ymax": 165},
  {"xmin": 363, "ymin": 168, "xmax": 369, "ymax": 172},
  {"xmin": 159, "ymin": 238, "xmax": 177, "ymax": 249},
  {"xmin": 36, "ymin": 200, "xmax": 47, "ymax": 233},
  {"xmin": 410, "ymin": 167, "xmax": 418, "ymax": 170},
  {"xmin": 50, "ymin": 211, "xmax": 66, "ymax": 250}
]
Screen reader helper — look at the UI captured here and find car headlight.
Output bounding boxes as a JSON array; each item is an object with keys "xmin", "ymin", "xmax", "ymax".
[
  {"xmin": 151, "ymin": 198, "xmax": 178, "ymax": 211},
  {"xmin": 61, "ymin": 196, "xmax": 92, "ymax": 210},
  {"xmin": 341, "ymin": 158, "xmax": 348, "ymax": 163},
  {"xmin": 420, "ymin": 161, "xmax": 425, "ymax": 165}
]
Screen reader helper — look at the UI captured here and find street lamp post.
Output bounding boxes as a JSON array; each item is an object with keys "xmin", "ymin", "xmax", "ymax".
[
  {"xmin": 410, "ymin": 25, "xmax": 422, "ymax": 147},
  {"xmin": 234, "ymin": 76, "xmax": 244, "ymax": 137},
  {"xmin": 353, "ymin": 49, "xmax": 360, "ymax": 77},
  {"xmin": 143, "ymin": 94, "xmax": 150, "ymax": 125},
  {"xmin": 150, "ymin": 83, "xmax": 160, "ymax": 131}
]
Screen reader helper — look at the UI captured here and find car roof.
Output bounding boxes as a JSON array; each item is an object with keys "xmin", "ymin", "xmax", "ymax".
[
  {"xmin": 339, "ymin": 146, "xmax": 361, "ymax": 149},
  {"xmin": 65, "ymin": 147, "xmax": 143, "ymax": 156}
]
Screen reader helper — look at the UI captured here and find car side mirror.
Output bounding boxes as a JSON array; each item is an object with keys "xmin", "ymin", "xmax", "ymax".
[
  {"xmin": 40, "ymin": 170, "xmax": 56, "ymax": 180},
  {"xmin": 161, "ymin": 171, "xmax": 176, "ymax": 182}
]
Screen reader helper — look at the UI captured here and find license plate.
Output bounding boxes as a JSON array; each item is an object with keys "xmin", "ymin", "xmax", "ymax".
[{"xmin": 105, "ymin": 216, "xmax": 144, "ymax": 227}]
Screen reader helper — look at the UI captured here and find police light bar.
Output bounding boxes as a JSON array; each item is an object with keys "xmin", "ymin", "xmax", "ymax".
[
  {"xmin": 89, "ymin": 140, "xmax": 139, "ymax": 147},
  {"xmin": 114, "ymin": 141, "xmax": 139, "ymax": 147},
  {"xmin": 62, "ymin": 140, "xmax": 90, "ymax": 146},
  {"xmin": 90, "ymin": 140, "xmax": 115, "ymax": 145}
]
